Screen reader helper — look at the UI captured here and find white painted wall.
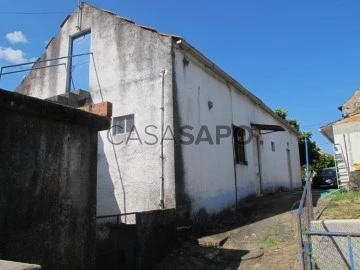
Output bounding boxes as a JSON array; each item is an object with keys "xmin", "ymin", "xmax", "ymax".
[
  {"xmin": 173, "ymin": 47, "xmax": 301, "ymax": 214},
  {"xmin": 16, "ymin": 3, "xmax": 176, "ymax": 216},
  {"xmin": 334, "ymin": 121, "xmax": 360, "ymax": 171},
  {"xmin": 15, "ymin": 2, "xmax": 301, "ymax": 218}
]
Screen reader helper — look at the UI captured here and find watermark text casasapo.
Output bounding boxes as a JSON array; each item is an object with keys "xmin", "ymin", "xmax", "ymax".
[{"xmin": 107, "ymin": 124, "xmax": 253, "ymax": 145}]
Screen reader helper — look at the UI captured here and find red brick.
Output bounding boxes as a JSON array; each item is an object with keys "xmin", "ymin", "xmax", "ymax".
[{"xmin": 79, "ymin": 102, "xmax": 112, "ymax": 117}]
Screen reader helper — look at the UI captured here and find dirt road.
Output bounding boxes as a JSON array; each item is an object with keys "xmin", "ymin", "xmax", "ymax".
[{"xmin": 156, "ymin": 192, "xmax": 329, "ymax": 270}]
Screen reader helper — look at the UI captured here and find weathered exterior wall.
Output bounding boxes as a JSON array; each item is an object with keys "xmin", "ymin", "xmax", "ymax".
[
  {"xmin": 14, "ymin": 2, "xmax": 301, "ymax": 218},
  {"xmin": 341, "ymin": 88, "xmax": 360, "ymax": 116},
  {"xmin": 16, "ymin": 3, "xmax": 176, "ymax": 216},
  {"xmin": 136, "ymin": 209, "xmax": 176, "ymax": 269},
  {"xmin": 349, "ymin": 171, "xmax": 360, "ymax": 190},
  {"xmin": 173, "ymin": 47, "xmax": 301, "ymax": 214},
  {"xmin": 95, "ymin": 209, "xmax": 175, "ymax": 269},
  {"xmin": 0, "ymin": 89, "xmax": 110, "ymax": 269},
  {"xmin": 333, "ymin": 121, "xmax": 360, "ymax": 172}
]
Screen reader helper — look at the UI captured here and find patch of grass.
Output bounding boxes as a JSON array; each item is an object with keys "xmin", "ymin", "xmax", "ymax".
[
  {"xmin": 258, "ymin": 237, "xmax": 277, "ymax": 248},
  {"xmin": 258, "ymin": 223, "xmax": 280, "ymax": 248},
  {"xmin": 331, "ymin": 191, "xmax": 360, "ymax": 201},
  {"xmin": 321, "ymin": 191, "xmax": 360, "ymax": 219},
  {"xmin": 270, "ymin": 224, "xmax": 280, "ymax": 236}
]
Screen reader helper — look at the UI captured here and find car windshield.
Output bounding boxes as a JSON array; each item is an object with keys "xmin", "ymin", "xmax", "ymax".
[{"xmin": 321, "ymin": 168, "xmax": 336, "ymax": 177}]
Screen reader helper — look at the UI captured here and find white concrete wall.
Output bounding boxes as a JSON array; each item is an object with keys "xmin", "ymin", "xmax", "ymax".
[
  {"xmin": 14, "ymin": 2, "xmax": 301, "ymax": 217},
  {"xmin": 173, "ymin": 47, "xmax": 301, "ymax": 214},
  {"xmin": 334, "ymin": 121, "xmax": 360, "ymax": 171},
  {"xmin": 16, "ymin": 3, "xmax": 176, "ymax": 216}
]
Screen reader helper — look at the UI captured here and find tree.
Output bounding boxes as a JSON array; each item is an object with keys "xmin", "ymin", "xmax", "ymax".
[
  {"xmin": 275, "ymin": 108, "xmax": 326, "ymax": 167},
  {"xmin": 313, "ymin": 153, "xmax": 335, "ymax": 170}
]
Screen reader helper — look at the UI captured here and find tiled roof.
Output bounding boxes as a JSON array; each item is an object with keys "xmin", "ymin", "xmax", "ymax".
[{"xmin": 341, "ymin": 113, "xmax": 360, "ymax": 123}]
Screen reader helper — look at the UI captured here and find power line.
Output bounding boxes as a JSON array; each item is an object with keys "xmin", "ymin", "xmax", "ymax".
[
  {"xmin": 317, "ymin": 142, "xmax": 331, "ymax": 146},
  {"xmin": 0, "ymin": 11, "xmax": 75, "ymax": 15},
  {"xmin": 302, "ymin": 123, "xmax": 327, "ymax": 127},
  {"xmin": 302, "ymin": 123, "xmax": 332, "ymax": 129}
]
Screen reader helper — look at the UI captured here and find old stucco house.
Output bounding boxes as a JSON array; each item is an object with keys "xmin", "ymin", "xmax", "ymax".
[
  {"xmin": 14, "ymin": 3, "xmax": 301, "ymax": 217},
  {"xmin": 320, "ymin": 88, "xmax": 360, "ymax": 187}
]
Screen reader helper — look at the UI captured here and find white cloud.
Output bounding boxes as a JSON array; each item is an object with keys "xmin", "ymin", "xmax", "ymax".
[
  {"xmin": 0, "ymin": 47, "xmax": 35, "ymax": 64},
  {"xmin": 5, "ymin": 31, "xmax": 29, "ymax": 44}
]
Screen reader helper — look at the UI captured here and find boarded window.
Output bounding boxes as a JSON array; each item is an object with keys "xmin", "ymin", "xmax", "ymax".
[
  {"xmin": 112, "ymin": 114, "xmax": 135, "ymax": 135},
  {"xmin": 68, "ymin": 31, "xmax": 91, "ymax": 91},
  {"xmin": 233, "ymin": 126, "xmax": 247, "ymax": 165}
]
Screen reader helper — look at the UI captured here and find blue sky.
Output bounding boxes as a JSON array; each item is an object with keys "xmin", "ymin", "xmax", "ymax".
[{"xmin": 1, "ymin": 0, "xmax": 359, "ymax": 153}]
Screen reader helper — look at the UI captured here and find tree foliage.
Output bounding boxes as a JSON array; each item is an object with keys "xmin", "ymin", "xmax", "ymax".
[
  {"xmin": 313, "ymin": 153, "xmax": 335, "ymax": 170},
  {"xmin": 275, "ymin": 108, "xmax": 333, "ymax": 169}
]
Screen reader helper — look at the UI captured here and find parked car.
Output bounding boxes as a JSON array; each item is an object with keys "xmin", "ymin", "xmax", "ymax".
[{"xmin": 312, "ymin": 167, "xmax": 338, "ymax": 189}]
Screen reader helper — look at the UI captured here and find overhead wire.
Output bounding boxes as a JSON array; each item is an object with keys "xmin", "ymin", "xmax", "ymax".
[{"xmin": 0, "ymin": 11, "xmax": 75, "ymax": 15}]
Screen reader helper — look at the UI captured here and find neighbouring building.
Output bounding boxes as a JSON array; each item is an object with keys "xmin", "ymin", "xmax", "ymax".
[
  {"xmin": 12, "ymin": 3, "xmax": 301, "ymax": 217},
  {"xmin": 320, "ymin": 88, "xmax": 360, "ymax": 187},
  {"xmin": 0, "ymin": 89, "xmax": 110, "ymax": 269}
]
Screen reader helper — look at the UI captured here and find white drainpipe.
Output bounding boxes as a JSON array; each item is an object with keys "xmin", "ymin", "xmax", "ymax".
[{"xmin": 159, "ymin": 70, "xmax": 166, "ymax": 209}]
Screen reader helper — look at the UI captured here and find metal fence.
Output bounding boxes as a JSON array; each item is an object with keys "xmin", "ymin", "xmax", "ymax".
[
  {"xmin": 96, "ymin": 212, "xmax": 138, "ymax": 269},
  {"xmin": 297, "ymin": 175, "xmax": 360, "ymax": 269},
  {"xmin": 96, "ymin": 212, "xmax": 137, "ymax": 226},
  {"xmin": 297, "ymin": 174, "xmax": 314, "ymax": 270},
  {"xmin": 309, "ymin": 231, "xmax": 360, "ymax": 269}
]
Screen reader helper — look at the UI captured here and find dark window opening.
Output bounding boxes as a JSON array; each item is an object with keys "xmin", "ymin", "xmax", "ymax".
[
  {"xmin": 271, "ymin": 141, "xmax": 276, "ymax": 152},
  {"xmin": 233, "ymin": 126, "xmax": 247, "ymax": 165}
]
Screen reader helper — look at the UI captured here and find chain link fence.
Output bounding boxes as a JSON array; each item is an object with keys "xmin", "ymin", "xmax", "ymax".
[
  {"xmin": 96, "ymin": 212, "xmax": 136, "ymax": 226},
  {"xmin": 298, "ymin": 175, "xmax": 360, "ymax": 269},
  {"xmin": 297, "ymin": 174, "xmax": 314, "ymax": 269},
  {"xmin": 309, "ymin": 231, "xmax": 360, "ymax": 269}
]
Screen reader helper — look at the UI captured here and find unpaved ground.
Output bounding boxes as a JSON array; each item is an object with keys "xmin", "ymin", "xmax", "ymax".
[
  {"xmin": 156, "ymin": 192, "xmax": 330, "ymax": 270},
  {"xmin": 321, "ymin": 191, "xmax": 360, "ymax": 219}
]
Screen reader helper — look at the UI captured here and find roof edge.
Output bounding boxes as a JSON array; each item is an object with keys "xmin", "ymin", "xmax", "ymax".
[
  {"xmin": 318, "ymin": 128, "xmax": 334, "ymax": 144},
  {"xmin": 319, "ymin": 119, "xmax": 342, "ymax": 130},
  {"xmin": 319, "ymin": 120, "xmax": 340, "ymax": 144},
  {"xmin": 175, "ymin": 39, "xmax": 299, "ymax": 135}
]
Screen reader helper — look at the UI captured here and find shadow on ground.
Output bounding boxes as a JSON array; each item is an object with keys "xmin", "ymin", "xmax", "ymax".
[
  {"xmin": 155, "ymin": 243, "xmax": 250, "ymax": 270},
  {"xmin": 155, "ymin": 191, "xmax": 331, "ymax": 270},
  {"xmin": 202, "ymin": 191, "xmax": 322, "ymax": 236}
]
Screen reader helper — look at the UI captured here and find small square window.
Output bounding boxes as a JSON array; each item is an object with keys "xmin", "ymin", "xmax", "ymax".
[
  {"xmin": 112, "ymin": 114, "xmax": 134, "ymax": 135},
  {"xmin": 271, "ymin": 141, "xmax": 276, "ymax": 152}
]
